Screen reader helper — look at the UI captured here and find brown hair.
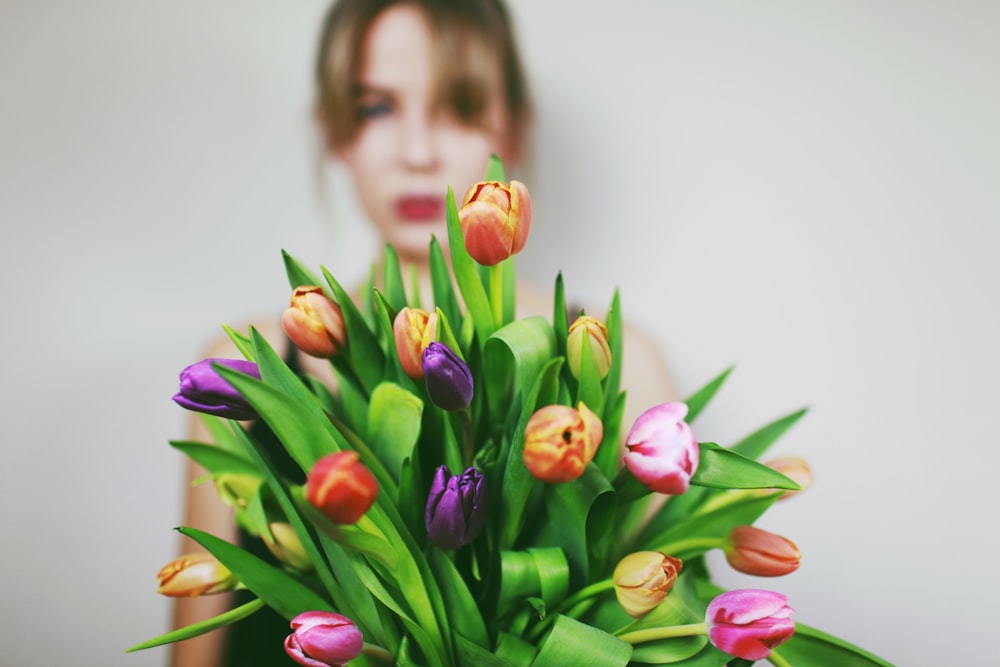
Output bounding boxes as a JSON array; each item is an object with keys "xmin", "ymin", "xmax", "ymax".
[{"xmin": 314, "ymin": 0, "xmax": 531, "ymax": 157}]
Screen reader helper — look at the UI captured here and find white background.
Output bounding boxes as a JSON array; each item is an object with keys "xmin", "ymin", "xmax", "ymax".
[{"xmin": 2, "ymin": 1, "xmax": 997, "ymax": 665}]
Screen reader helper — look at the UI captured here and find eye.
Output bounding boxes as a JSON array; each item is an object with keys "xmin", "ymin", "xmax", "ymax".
[{"xmin": 357, "ymin": 100, "xmax": 393, "ymax": 120}]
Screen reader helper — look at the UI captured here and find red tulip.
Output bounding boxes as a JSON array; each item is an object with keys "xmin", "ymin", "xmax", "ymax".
[
  {"xmin": 458, "ymin": 180, "xmax": 531, "ymax": 265},
  {"xmin": 306, "ymin": 452, "xmax": 378, "ymax": 524}
]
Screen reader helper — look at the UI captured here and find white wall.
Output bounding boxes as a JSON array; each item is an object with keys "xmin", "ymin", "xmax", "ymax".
[{"xmin": 2, "ymin": 1, "xmax": 996, "ymax": 665}]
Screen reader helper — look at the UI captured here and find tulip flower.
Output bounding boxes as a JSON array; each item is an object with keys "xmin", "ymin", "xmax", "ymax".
[
  {"xmin": 613, "ymin": 551, "xmax": 683, "ymax": 617},
  {"xmin": 566, "ymin": 315, "xmax": 612, "ymax": 380},
  {"xmin": 282, "ymin": 285, "xmax": 346, "ymax": 359},
  {"xmin": 156, "ymin": 553, "xmax": 238, "ymax": 597},
  {"xmin": 284, "ymin": 611, "xmax": 364, "ymax": 667},
  {"xmin": 172, "ymin": 358, "xmax": 260, "ymax": 420},
  {"xmin": 458, "ymin": 180, "xmax": 531, "ymax": 266},
  {"xmin": 624, "ymin": 402, "xmax": 699, "ymax": 495},
  {"xmin": 306, "ymin": 451, "xmax": 378, "ymax": 525},
  {"xmin": 393, "ymin": 307, "xmax": 437, "ymax": 379},
  {"xmin": 264, "ymin": 522, "xmax": 313, "ymax": 571},
  {"xmin": 523, "ymin": 402, "xmax": 603, "ymax": 483},
  {"xmin": 705, "ymin": 589, "xmax": 795, "ymax": 660},
  {"xmin": 425, "ymin": 466, "xmax": 488, "ymax": 550},
  {"xmin": 422, "ymin": 342, "xmax": 473, "ymax": 411},
  {"xmin": 763, "ymin": 456, "xmax": 813, "ymax": 500},
  {"xmin": 724, "ymin": 526, "xmax": 801, "ymax": 577}
]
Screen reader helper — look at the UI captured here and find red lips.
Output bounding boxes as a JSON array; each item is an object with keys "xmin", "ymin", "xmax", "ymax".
[{"xmin": 394, "ymin": 195, "xmax": 444, "ymax": 222}]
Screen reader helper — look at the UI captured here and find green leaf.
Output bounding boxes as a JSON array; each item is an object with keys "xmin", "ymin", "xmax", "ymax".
[
  {"xmin": 367, "ymin": 383, "xmax": 424, "ymax": 481},
  {"xmin": 691, "ymin": 443, "xmax": 801, "ymax": 490},
  {"xmin": 282, "ymin": 249, "xmax": 325, "ymax": 290},
  {"xmin": 322, "ymin": 266, "xmax": 387, "ymax": 394},
  {"xmin": 684, "ymin": 366, "xmax": 734, "ymax": 423},
  {"xmin": 614, "ymin": 584, "xmax": 707, "ymax": 663},
  {"xmin": 646, "ymin": 493, "xmax": 781, "ymax": 556},
  {"xmin": 382, "ymin": 243, "xmax": 408, "ymax": 311},
  {"xmin": 215, "ymin": 364, "xmax": 341, "ymax": 472},
  {"xmin": 775, "ymin": 622, "xmax": 895, "ymax": 667},
  {"xmin": 484, "ymin": 316, "xmax": 558, "ymax": 422},
  {"xmin": 169, "ymin": 441, "xmax": 258, "ymax": 477},
  {"xmin": 485, "ymin": 153, "xmax": 507, "ymax": 181},
  {"xmin": 222, "ymin": 324, "xmax": 255, "ymax": 362},
  {"xmin": 446, "ymin": 186, "xmax": 495, "ymax": 349},
  {"xmin": 498, "ymin": 358, "xmax": 563, "ymax": 549},
  {"xmin": 532, "ymin": 615, "xmax": 633, "ymax": 667},
  {"xmin": 730, "ymin": 408, "xmax": 808, "ymax": 460},
  {"xmin": 178, "ymin": 527, "xmax": 333, "ymax": 620},
  {"xmin": 428, "ymin": 548, "xmax": 490, "ymax": 649},
  {"xmin": 125, "ymin": 598, "xmax": 265, "ymax": 652},
  {"xmin": 429, "ymin": 235, "xmax": 463, "ymax": 331}
]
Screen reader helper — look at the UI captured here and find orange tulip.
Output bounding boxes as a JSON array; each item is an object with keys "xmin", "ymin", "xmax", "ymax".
[
  {"xmin": 724, "ymin": 525, "xmax": 801, "ymax": 577},
  {"xmin": 458, "ymin": 180, "xmax": 531, "ymax": 266},
  {"xmin": 393, "ymin": 307, "xmax": 437, "ymax": 379},
  {"xmin": 523, "ymin": 402, "xmax": 603, "ymax": 483},
  {"xmin": 282, "ymin": 286, "xmax": 346, "ymax": 358},
  {"xmin": 157, "ymin": 553, "xmax": 238, "ymax": 597}
]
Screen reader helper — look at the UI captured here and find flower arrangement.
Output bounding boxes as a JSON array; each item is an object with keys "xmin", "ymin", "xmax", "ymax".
[{"xmin": 130, "ymin": 158, "xmax": 891, "ymax": 666}]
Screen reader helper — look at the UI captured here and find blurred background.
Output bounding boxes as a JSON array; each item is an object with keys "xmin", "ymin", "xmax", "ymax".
[{"xmin": 2, "ymin": 1, "xmax": 997, "ymax": 665}]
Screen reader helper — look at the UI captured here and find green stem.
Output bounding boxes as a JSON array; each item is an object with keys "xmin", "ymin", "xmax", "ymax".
[
  {"xmin": 653, "ymin": 536, "xmax": 726, "ymax": 556},
  {"xmin": 767, "ymin": 649, "xmax": 794, "ymax": 667},
  {"xmin": 362, "ymin": 642, "xmax": 396, "ymax": 663},
  {"xmin": 460, "ymin": 409, "xmax": 474, "ymax": 467},
  {"xmin": 489, "ymin": 263, "xmax": 503, "ymax": 327},
  {"xmin": 616, "ymin": 622, "xmax": 707, "ymax": 644}
]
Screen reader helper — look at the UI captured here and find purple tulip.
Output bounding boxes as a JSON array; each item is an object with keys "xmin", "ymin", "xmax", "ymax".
[
  {"xmin": 422, "ymin": 342, "xmax": 473, "ymax": 411},
  {"xmin": 705, "ymin": 589, "xmax": 795, "ymax": 660},
  {"xmin": 284, "ymin": 611, "xmax": 363, "ymax": 667},
  {"xmin": 172, "ymin": 358, "xmax": 261, "ymax": 420},
  {"xmin": 425, "ymin": 466, "xmax": 487, "ymax": 550}
]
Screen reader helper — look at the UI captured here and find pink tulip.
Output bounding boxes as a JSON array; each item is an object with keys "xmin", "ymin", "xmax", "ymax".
[
  {"xmin": 705, "ymin": 589, "xmax": 795, "ymax": 660},
  {"xmin": 624, "ymin": 402, "xmax": 699, "ymax": 495},
  {"xmin": 284, "ymin": 611, "xmax": 363, "ymax": 667}
]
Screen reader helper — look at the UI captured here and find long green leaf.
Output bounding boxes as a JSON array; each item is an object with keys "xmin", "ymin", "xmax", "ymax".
[
  {"xmin": 322, "ymin": 266, "xmax": 387, "ymax": 394},
  {"xmin": 691, "ymin": 443, "xmax": 801, "ymax": 490},
  {"xmin": 282, "ymin": 249, "xmax": 324, "ymax": 290},
  {"xmin": 532, "ymin": 615, "xmax": 632, "ymax": 667},
  {"xmin": 684, "ymin": 366, "xmax": 734, "ymax": 422},
  {"xmin": 125, "ymin": 598, "xmax": 265, "ymax": 652},
  {"xmin": 169, "ymin": 441, "xmax": 259, "ymax": 477},
  {"xmin": 367, "ymin": 383, "xmax": 424, "ymax": 481},
  {"xmin": 178, "ymin": 527, "xmax": 332, "ymax": 620},
  {"xmin": 730, "ymin": 408, "xmax": 808, "ymax": 460},
  {"xmin": 776, "ymin": 622, "xmax": 894, "ymax": 667},
  {"xmin": 428, "ymin": 548, "xmax": 490, "ymax": 649}
]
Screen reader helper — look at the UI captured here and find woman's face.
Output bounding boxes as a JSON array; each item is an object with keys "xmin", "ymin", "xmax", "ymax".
[{"xmin": 336, "ymin": 4, "xmax": 511, "ymax": 264}]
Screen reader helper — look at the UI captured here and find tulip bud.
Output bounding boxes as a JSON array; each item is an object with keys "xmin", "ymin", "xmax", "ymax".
[
  {"xmin": 264, "ymin": 522, "xmax": 313, "ymax": 571},
  {"xmin": 156, "ymin": 553, "xmax": 238, "ymax": 597},
  {"xmin": 393, "ymin": 307, "xmax": 437, "ymax": 379},
  {"xmin": 422, "ymin": 342, "xmax": 473, "ymax": 411},
  {"xmin": 425, "ymin": 466, "xmax": 488, "ymax": 550},
  {"xmin": 705, "ymin": 589, "xmax": 795, "ymax": 660},
  {"xmin": 458, "ymin": 180, "xmax": 531, "ymax": 266},
  {"xmin": 613, "ymin": 551, "xmax": 683, "ymax": 617},
  {"xmin": 724, "ymin": 526, "xmax": 801, "ymax": 577},
  {"xmin": 172, "ymin": 358, "xmax": 261, "ymax": 420},
  {"xmin": 566, "ymin": 315, "xmax": 612, "ymax": 380},
  {"xmin": 763, "ymin": 456, "xmax": 813, "ymax": 500},
  {"xmin": 624, "ymin": 402, "xmax": 699, "ymax": 495},
  {"xmin": 284, "ymin": 610, "xmax": 364, "ymax": 667},
  {"xmin": 306, "ymin": 451, "xmax": 378, "ymax": 525},
  {"xmin": 523, "ymin": 402, "xmax": 603, "ymax": 483},
  {"xmin": 282, "ymin": 286, "xmax": 346, "ymax": 359},
  {"xmin": 214, "ymin": 473, "xmax": 262, "ymax": 509}
]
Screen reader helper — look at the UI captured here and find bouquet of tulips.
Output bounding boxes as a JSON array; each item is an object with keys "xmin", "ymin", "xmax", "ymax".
[{"xmin": 130, "ymin": 159, "xmax": 891, "ymax": 666}]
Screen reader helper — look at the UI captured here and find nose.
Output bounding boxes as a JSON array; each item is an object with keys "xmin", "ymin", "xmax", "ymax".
[{"xmin": 400, "ymin": 111, "xmax": 438, "ymax": 172}]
